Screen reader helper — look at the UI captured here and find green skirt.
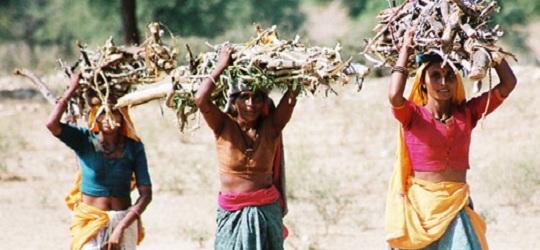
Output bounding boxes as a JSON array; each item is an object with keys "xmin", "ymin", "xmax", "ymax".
[{"xmin": 214, "ymin": 201, "xmax": 284, "ymax": 250}]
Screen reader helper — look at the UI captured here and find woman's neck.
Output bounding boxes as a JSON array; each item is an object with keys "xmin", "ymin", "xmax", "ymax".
[
  {"xmin": 425, "ymin": 98, "xmax": 451, "ymax": 118},
  {"xmin": 99, "ymin": 132, "xmax": 119, "ymax": 145},
  {"xmin": 235, "ymin": 117, "xmax": 255, "ymax": 132}
]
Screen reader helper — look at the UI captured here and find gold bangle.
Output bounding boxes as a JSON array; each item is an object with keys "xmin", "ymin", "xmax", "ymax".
[{"xmin": 391, "ymin": 66, "xmax": 409, "ymax": 77}]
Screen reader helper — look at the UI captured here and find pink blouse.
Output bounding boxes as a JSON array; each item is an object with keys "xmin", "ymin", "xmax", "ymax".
[{"xmin": 392, "ymin": 88, "xmax": 505, "ymax": 172}]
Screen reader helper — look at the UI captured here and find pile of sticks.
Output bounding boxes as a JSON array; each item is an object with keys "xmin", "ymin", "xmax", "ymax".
[
  {"xmin": 56, "ymin": 22, "xmax": 178, "ymax": 114},
  {"xmin": 15, "ymin": 23, "xmax": 369, "ymax": 132},
  {"xmin": 118, "ymin": 24, "xmax": 370, "ymax": 131},
  {"xmin": 362, "ymin": 0, "xmax": 516, "ymax": 81}
]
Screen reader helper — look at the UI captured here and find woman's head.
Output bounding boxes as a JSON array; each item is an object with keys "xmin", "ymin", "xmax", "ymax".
[
  {"xmin": 88, "ymin": 105, "xmax": 140, "ymax": 141},
  {"xmin": 411, "ymin": 53, "xmax": 465, "ymax": 105},
  {"xmin": 423, "ymin": 61, "xmax": 458, "ymax": 102},
  {"xmin": 225, "ymin": 78, "xmax": 270, "ymax": 121},
  {"xmin": 96, "ymin": 107, "xmax": 123, "ymax": 134},
  {"xmin": 228, "ymin": 90, "xmax": 268, "ymax": 122}
]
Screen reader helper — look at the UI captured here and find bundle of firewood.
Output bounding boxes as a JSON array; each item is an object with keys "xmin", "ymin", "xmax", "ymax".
[
  {"xmin": 362, "ymin": 0, "xmax": 516, "ymax": 81},
  {"xmin": 15, "ymin": 23, "xmax": 370, "ymax": 132},
  {"xmin": 117, "ymin": 24, "xmax": 370, "ymax": 131},
  {"xmin": 53, "ymin": 23, "xmax": 178, "ymax": 113}
]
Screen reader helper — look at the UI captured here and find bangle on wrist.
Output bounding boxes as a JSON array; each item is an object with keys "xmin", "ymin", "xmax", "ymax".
[
  {"xmin": 207, "ymin": 75, "xmax": 217, "ymax": 84},
  {"xmin": 391, "ymin": 66, "xmax": 409, "ymax": 77},
  {"xmin": 57, "ymin": 98, "xmax": 69, "ymax": 106},
  {"xmin": 128, "ymin": 208, "xmax": 141, "ymax": 219}
]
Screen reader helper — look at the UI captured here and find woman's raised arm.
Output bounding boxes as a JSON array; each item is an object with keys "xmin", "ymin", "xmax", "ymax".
[
  {"xmin": 494, "ymin": 59, "xmax": 517, "ymax": 98},
  {"xmin": 46, "ymin": 72, "xmax": 81, "ymax": 136},
  {"xmin": 389, "ymin": 26, "xmax": 415, "ymax": 108}
]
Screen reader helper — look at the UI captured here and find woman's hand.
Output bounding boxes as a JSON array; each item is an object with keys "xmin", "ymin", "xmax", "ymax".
[
  {"xmin": 101, "ymin": 227, "xmax": 124, "ymax": 250},
  {"xmin": 68, "ymin": 71, "xmax": 82, "ymax": 91},
  {"xmin": 216, "ymin": 45, "xmax": 233, "ymax": 70},
  {"xmin": 389, "ymin": 22, "xmax": 417, "ymax": 108},
  {"xmin": 402, "ymin": 22, "xmax": 417, "ymax": 52}
]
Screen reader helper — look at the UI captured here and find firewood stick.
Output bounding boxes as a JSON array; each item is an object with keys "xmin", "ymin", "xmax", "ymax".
[{"xmin": 13, "ymin": 67, "xmax": 58, "ymax": 105}]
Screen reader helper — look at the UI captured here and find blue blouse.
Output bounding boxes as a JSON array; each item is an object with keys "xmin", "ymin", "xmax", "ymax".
[{"xmin": 56, "ymin": 123, "xmax": 151, "ymax": 197}]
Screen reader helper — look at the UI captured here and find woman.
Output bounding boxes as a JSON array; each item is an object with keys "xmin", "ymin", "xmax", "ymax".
[
  {"xmin": 195, "ymin": 45, "xmax": 299, "ymax": 250},
  {"xmin": 46, "ymin": 72, "xmax": 152, "ymax": 250},
  {"xmin": 385, "ymin": 27, "xmax": 517, "ymax": 249}
]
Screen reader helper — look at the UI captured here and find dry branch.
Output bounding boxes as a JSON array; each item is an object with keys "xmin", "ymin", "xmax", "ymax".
[
  {"xmin": 15, "ymin": 23, "xmax": 370, "ymax": 132},
  {"xmin": 13, "ymin": 67, "xmax": 58, "ymax": 105}
]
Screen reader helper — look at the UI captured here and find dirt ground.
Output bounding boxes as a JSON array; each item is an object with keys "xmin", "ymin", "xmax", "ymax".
[{"xmin": 1, "ymin": 63, "xmax": 539, "ymax": 249}]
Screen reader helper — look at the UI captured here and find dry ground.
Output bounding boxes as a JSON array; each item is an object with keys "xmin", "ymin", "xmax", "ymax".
[{"xmin": 1, "ymin": 62, "xmax": 539, "ymax": 249}]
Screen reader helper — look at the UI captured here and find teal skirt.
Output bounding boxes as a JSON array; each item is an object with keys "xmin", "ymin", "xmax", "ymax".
[{"xmin": 214, "ymin": 201, "xmax": 284, "ymax": 250}]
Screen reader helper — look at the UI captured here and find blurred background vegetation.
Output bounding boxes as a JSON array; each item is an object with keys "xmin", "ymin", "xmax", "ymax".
[{"xmin": 0, "ymin": 0, "xmax": 539, "ymax": 75}]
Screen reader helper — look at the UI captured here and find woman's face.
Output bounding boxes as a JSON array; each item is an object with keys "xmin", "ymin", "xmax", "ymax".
[
  {"xmin": 424, "ymin": 62, "xmax": 457, "ymax": 102},
  {"xmin": 97, "ymin": 110, "xmax": 122, "ymax": 133},
  {"xmin": 234, "ymin": 90, "xmax": 264, "ymax": 122}
]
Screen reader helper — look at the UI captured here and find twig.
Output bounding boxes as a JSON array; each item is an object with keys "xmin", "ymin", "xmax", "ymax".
[{"xmin": 13, "ymin": 67, "xmax": 58, "ymax": 105}]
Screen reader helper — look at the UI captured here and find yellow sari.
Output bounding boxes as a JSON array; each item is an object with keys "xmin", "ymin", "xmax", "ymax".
[{"xmin": 385, "ymin": 63, "xmax": 487, "ymax": 249}]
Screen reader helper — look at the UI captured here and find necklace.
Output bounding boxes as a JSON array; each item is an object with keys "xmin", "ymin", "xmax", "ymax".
[
  {"xmin": 101, "ymin": 143, "xmax": 116, "ymax": 154},
  {"xmin": 434, "ymin": 113, "xmax": 452, "ymax": 123},
  {"xmin": 100, "ymin": 137, "xmax": 120, "ymax": 154},
  {"xmin": 237, "ymin": 123, "xmax": 257, "ymax": 155}
]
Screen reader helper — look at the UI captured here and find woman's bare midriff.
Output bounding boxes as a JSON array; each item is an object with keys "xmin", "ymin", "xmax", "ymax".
[
  {"xmin": 82, "ymin": 194, "xmax": 132, "ymax": 211},
  {"xmin": 220, "ymin": 174, "xmax": 273, "ymax": 194},
  {"xmin": 413, "ymin": 167, "xmax": 467, "ymax": 183}
]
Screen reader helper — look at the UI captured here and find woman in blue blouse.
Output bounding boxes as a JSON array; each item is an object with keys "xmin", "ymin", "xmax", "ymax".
[{"xmin": 46, "ymin": 72, "xmax": 152, "ymax": 250}]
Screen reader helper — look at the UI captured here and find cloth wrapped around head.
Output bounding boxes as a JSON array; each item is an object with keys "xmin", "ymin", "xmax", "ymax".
[
  {"xmin": 87, "ymin": 105, "xmax": 140, "ymax": 142},
  {"xmin": 224, "ymin": 78, "xmax": 270, "ymax": 116}
]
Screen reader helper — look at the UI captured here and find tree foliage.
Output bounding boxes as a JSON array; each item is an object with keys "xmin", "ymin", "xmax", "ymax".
[
  {"xmin": 137, "ymin": 0, "xmax": 304, "ymax": 38},
  {"xmin": 0, "ymin": 0, "xmax": 304, "ymax": 45},
  {"xmin": 0, "ymin": 0, "xmax": 539, "ymax": 69}
]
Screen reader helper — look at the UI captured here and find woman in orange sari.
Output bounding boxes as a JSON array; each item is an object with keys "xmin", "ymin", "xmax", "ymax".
[{"xmin": 386, "ymin": 26, "xmax": 517, "ymax": 249}]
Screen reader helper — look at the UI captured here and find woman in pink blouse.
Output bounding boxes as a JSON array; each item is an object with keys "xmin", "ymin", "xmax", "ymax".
[{"xmin": 385, "ymin": 26, "xmax": 517, "ymax": 250}]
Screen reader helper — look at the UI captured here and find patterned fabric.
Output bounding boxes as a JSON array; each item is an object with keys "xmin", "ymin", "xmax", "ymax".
[{"xmin": 214, "ymin": 201, "xmax": 284, "ymax": 250}]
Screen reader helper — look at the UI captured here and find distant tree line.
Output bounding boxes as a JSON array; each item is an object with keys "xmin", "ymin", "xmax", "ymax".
[
  {"xmin": 0, "ymin": 0, "xmax": 537, "ymax": 66},
  {"xmin": 0, "ymin": 0, "xmax": 305, "ymax": 47}
]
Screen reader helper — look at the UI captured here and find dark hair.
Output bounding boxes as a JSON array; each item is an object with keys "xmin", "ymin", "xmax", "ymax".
[{"xmin": 416, "ymin": 52, "xmax": 463, "ymax": 70}]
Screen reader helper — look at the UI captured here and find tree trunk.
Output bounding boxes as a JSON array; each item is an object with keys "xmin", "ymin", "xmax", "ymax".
[{"xmin": 121, "ymin": 0, "xmax": 139, "ymax": 45}]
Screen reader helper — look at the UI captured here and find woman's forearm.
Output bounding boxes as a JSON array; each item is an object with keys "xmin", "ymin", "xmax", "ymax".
[
  {"xmin": 389, "ymin": 45, "xmax": 411, "ymax": 107},
  {"xmin": 118, "ymin": 186, "xmax": 152, "ymax": 230},
  {"xmin": 494, "ymin": 59, "xmax": 517, "ymax": 98}
]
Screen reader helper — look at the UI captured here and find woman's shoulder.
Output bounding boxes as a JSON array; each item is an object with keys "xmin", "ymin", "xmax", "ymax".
[
  {"xmin": 60, "ymin": 123, "xmax": 92, "ymax": 137},
  {"xmin": 124, "ymin": 136, "xmax": 145, "ymax": 148}
]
